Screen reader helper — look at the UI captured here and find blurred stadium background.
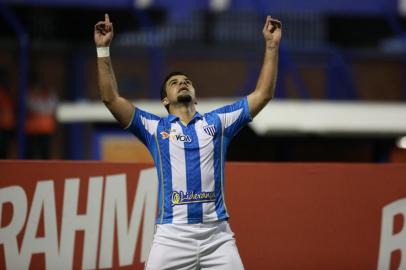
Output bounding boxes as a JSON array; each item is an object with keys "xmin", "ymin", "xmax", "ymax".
[{"xmin": 1, "ymin": 0, "xmax": 406, "ymax": 162}]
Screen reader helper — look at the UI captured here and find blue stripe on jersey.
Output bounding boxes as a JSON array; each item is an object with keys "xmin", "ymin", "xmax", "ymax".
[
  {"xmin": 221, "ymin": 135, "xmax": 231, "ymax": 217},
  {"xmin": 153, "ymin": 134, "xmax": 164, "ymax": 224},
  {"xmin": 156, "ymin": 121, "xmax": 173, "ymax": 224},
  {"xmin": 180, "ymin": 123, "xmax": 203, "ymax": 223},
  {"xmin": 212, "ymin": 115, "xmax": 228, "ymax": 219}
]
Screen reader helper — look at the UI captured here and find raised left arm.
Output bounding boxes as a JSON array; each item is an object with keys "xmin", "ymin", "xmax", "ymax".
[{"xmin": 247, "ymin": 16, "xmax": 282, "ymax": 118}]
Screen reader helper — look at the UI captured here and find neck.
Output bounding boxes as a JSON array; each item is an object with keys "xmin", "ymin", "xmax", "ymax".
[{"xmin": 169, "ymin": 102, "xmax": 196, "ymax": 125}]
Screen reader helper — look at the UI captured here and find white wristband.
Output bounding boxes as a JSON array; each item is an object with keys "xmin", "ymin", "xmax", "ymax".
[{"xmin": 97, "ymin": 47, "xmax": 110, "ymax": 58}]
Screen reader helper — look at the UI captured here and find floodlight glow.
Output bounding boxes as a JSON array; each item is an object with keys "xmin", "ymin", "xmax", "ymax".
[{"xmin": 396, "ymin": 136, "xmax": 406, "ymax": 149}]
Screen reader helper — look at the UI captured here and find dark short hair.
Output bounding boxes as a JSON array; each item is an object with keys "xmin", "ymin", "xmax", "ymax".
[{"xmin": 160, "ymin": 71, "xmax": 188, "ymax": 112}]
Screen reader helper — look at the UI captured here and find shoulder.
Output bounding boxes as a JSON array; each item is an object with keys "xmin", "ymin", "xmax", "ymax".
[{"xmin": 134, "ymin": 107, "xmax": 162, "ymax": 121}]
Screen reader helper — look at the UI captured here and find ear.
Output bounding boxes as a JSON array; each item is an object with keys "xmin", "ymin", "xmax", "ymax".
[{"xmin": 162, "ymin": 97, "xmax": 169, "ymax": 106}]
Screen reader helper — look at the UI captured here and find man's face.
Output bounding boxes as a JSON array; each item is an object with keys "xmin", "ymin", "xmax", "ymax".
[{"xmin": 163, "ymin": 75, "xmax": 196, "ymax": 107}]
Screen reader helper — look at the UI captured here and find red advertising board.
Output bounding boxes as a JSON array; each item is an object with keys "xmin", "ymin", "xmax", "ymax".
[{"xmin": 1, "ymin": 161, "xmax": 406, "ymax": 270}]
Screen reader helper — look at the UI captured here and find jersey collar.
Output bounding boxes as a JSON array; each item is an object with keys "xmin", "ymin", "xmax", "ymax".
[{"xmin": 168, "ymin": 112, "xmax": 203, "ymax": 124}]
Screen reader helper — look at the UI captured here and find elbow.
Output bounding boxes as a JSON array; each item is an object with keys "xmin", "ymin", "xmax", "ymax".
[
  {"xmin": 102, "ymin": 99, "xmax": 111, "ymax": 107},
  {"xmin": 264, "ymin": 85, "xmax": 276, "ymax": 101},
  {"xmin": 263, "ymin": 93, "xmax": 273, "ymax": 102},
  {"xmin": 102, "ymin": 97, "xmax": 117, "ymax": 108},
  {"xmin": 101, "ymin": 98, "xmax": 112, "ymax": 105},
  {"xmin": 101, "ymin": 94, "xmax": 118, "ymax": 106},
  {"xmin": 254, "ymin": 88, "xmax": 274, "ymax": 102}
]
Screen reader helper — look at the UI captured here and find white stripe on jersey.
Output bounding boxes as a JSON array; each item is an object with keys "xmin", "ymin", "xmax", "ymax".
[
  {"xmin": 169, "ymin": 122, "xmax": 188, "ymax": 222},
  {"xmin": 195, "ymin": 119, "xmax": 218, "ymax": 222},
  {"xmin": 140, "ymin": 115, "xmax": 159, "ymax": 135},
  {"xmin": 217, "ymin": 108, "xmax": 243, "ymax": 129}
]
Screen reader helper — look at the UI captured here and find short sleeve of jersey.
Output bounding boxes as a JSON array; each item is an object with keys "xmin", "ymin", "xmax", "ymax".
[
  {"xmin": 125, "ymin": 108, "xmax": 161, "ymax": 147},
  {"xmin": 209, "ymin": 96, "xmax": 252, "ymax": 138}
]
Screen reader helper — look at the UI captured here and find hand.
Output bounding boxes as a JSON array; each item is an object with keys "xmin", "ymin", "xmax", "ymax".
[
  {"xmin": 262, "ymin": 16, "xmax": 282, "ymax": 49},
  {"xmin": 94, "ymin": 14, "xmax": 114, "ymax": 47}
]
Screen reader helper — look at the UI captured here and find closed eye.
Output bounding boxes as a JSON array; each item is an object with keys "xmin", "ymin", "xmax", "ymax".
[{"xmin": 169, "ymin": 79, "xmax": 177, "ymax": 86}]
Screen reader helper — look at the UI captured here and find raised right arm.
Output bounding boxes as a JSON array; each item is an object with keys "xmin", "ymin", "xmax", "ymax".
[{"xmin": 95, "ymin": 14, "xmax": 134, "ymax": 127}]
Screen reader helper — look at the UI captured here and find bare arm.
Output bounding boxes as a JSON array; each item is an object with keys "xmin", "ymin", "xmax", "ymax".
[
  {"xmin": 247, "ymin": 16, "xmax": 282, "ymax": 118},
  {"xmin": 95, "ymin": 14, "xmax": 134, "ymax": 127}
]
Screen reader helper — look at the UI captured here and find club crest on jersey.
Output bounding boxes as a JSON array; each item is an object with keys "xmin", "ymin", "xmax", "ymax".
[
  {"xmin": 203, "ymin": 124, "xmax": 216, "ymax": 136},
  {"xmin": 172, "ymin": 191, "xmax": 216, "ymax": 206},
  {"xmin": 160, "ymin": 129, "xmax": 192, "ymax": 143}
]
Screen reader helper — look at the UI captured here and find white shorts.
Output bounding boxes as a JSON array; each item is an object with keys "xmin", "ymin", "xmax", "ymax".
[{"xmin": 145, "ymin": 221, "xmax": 244, "ymax": 270}]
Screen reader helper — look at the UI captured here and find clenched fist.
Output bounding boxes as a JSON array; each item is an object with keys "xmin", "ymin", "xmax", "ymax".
[{"xmin": 94, "ymin": 14, "xmax": 113, "ymax": 47}]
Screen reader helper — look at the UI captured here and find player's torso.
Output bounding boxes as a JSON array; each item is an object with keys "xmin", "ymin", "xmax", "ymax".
[{"xmin": 153, "ymin": 115, "xmax": 227, "ymax": 223}]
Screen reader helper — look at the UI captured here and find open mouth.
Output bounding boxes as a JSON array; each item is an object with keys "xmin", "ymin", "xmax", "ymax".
[{"xmin": 178, "ymin": 87, "xmax": 189, "ymax": 93}]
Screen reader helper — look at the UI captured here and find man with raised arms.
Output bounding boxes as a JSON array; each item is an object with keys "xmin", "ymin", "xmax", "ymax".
[{"xmin": 94, "ymin": 13, "xmax": 281, "ymax": 270}]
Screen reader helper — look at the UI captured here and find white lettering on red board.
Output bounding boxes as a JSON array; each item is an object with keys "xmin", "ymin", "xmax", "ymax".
[
  {"xmin": 377, "ymin": 198, "xmax": 406, "ymax": 270},
  {"xmin": 0, "ymin": 168, "xmax": 157, "ymax": 270}
]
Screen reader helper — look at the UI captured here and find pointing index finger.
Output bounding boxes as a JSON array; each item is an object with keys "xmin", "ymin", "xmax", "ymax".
[{"xmin": 105, "ymin": 13, "xmax": 110, "ymax": 23}]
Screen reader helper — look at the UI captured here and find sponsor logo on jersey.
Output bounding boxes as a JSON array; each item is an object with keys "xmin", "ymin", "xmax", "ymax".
[
  {"xmin": 171, "ymin": 191, "xmax": 216, "ymax": 206},
  {"xmin": 203, "ymin": 124, "xmax": 216, "ymax": 136},
  {"xmin": 160, "ymin": 131, "xmax": 171, "ymax": 139},
  {"xmin": 160, "ymin": 129, "xmax": 192, "ymax": 142}
]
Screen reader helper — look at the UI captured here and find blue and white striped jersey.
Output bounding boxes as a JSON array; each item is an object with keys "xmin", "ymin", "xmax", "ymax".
[{"xmin": 126, "ymin": 97, "xmax": 252, "ymax": 224}]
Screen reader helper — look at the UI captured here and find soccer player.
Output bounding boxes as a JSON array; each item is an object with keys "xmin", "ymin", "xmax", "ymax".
[{"xmin": 95, "ymin": 14, "xmax": 281, "ymax": 270}]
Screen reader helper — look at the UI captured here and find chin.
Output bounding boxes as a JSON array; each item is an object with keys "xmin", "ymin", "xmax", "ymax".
[{"xmin": 177, "ymin": 94, "xmax": 192, "ymax": 103}]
